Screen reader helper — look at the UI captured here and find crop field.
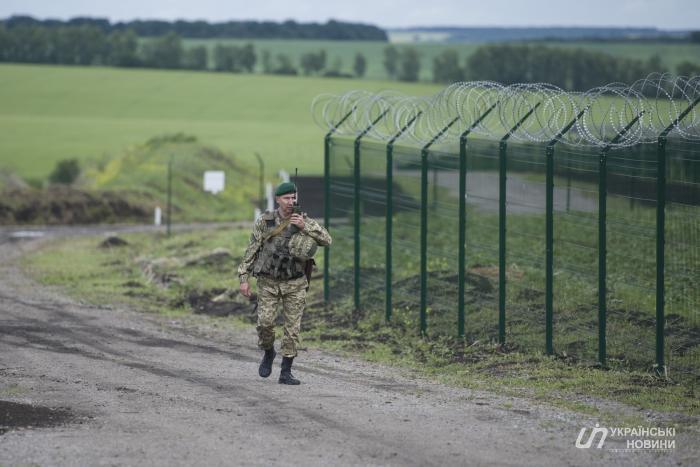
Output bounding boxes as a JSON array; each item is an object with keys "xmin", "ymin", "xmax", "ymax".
[
  {"xmin": 181, "ymin": 38, "xmax": 700, "ymax": 81},
  {"xmin": 0, "ymin": 63, "xmax": 441, "ymax": 181}
]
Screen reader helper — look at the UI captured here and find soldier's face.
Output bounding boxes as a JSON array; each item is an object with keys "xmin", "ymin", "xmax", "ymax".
[{"xmin": 276, "ymin": 193, "xmax": 297, "ymax": 214}]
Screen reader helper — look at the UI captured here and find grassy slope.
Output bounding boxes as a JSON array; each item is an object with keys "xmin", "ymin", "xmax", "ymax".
[
  {"xmin": 0, "ymin": 63, "xmax": 441, "ymax": 180},
  {"xmin": 84, "ymin": 137, "xmax": 260, "ymax": 222}
]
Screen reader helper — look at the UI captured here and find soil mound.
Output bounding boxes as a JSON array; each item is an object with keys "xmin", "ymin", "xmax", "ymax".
[{"xmin": 0, "ymin": 187, "xmax": 152, "ymax": 225}]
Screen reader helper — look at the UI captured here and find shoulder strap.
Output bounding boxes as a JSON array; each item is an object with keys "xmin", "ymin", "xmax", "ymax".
[{"xmin": 262, "ymin": 218, "xmax": 291, "ymax": 243}]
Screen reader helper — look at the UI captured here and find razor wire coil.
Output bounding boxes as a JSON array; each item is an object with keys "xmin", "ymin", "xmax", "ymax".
[{"xmin": 312, "ymin": 74, "xmax": 700, "ymax": 148}]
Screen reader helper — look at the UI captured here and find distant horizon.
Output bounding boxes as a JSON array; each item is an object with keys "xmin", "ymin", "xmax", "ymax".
[
  {"xmin": 0, "ymin": 0, "xmax": 697, "ymax": 30},
  {"xmin": 1, "ymin": 14, "xmax": 693, "ymax": 33}
]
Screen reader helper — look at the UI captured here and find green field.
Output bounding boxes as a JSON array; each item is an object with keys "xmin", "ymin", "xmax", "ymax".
[
  {"xmin": 181, "ymin": 38, "xmax": 700, "ymax": 81},
  {"xmin": 0, "ymin": 63, "xmax": 441, "ymax": 180}
]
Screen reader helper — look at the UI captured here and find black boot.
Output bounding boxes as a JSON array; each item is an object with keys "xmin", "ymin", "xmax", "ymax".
[
  {"xmin": 258, "ymin": 347, "xmax": 276, "ymax": 378},
  {"xmin": 278, "ymin": 356, "xmax": 300, "ymax": 385}
]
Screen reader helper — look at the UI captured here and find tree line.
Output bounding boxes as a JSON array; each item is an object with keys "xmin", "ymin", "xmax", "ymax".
[
  {"xmin": 0, "ymin": 24, "xmax": 372, "ymax": 77},
  {"xmin": 1, "ymin": 23, "xmax": 696, "ymax": 86},
  {"xmin": 381, "ymin": 44, "xmax": 697, "ymax": 90},
  {"xmin": 1, "ymin": 15, "xmax": 387, "ymax": 41}
]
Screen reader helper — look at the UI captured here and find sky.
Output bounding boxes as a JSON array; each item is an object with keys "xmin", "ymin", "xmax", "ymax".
[{"xmin": 0, "ymin": 0, "xmax": 697, "ymax": 30}]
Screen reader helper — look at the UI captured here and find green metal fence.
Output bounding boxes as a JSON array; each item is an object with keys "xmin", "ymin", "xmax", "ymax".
[{"xmin": 318, "ymin": 77, "xmax": 700, "ymax": 385}]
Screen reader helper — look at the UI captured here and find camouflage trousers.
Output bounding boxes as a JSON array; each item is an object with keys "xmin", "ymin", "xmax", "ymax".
[{"xmin": 256, "ymin": 275, "xmax": 307, "ymax": 358}]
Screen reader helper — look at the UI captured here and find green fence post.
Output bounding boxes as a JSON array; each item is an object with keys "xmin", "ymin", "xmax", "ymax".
[
  {"xmin": 545, "ymin": 145, "xmax": 554, "ymax": 353},
  {"xmin": 323, "ymin": 109, "xmax": 355, "ymax": 303},
  {"xmin": 598, "ymin": 111, "xmax": 645, "ymax": 368},
  {"xmin": 656, "ymin": 135, "xmax": 667, "ymax": 375},
  {"xmin": 420, "ymin": 148, "xmax": 428, "ymax": 334},
  {"xmin": 458, "ymin": 136, "xmax": 467, "ymax": 337},
  {"xmin": 654, "ymin": 96, "xmax": 700, "ymax": 376},
  {"xmin": 386, "ymin": 112, "xmax": 422, "ymax": 323},
  {"xmin": 597, "ymin": 147, "xmax": 607, "ymax": 367},
  {"xmin": 498, "ymin": 103, "xmax": 541, "ymax": 345},
  {"xmin": 353, "ymin": 138, "xmax": 361, "ymax": 311},
  {"xmin": 458, "ymin": 102, "xmax": 499, "ymax": 337},
  {"xmin": 354, "ymin": 110, "xmax": 389, "ymax": 312},
  {"xmin": 420, "ymin": 116, "xmax": 460, "ymax": 335},
  {"xmin": 545, "ymin": 107, "xmax": 587, "ymax": 355}
]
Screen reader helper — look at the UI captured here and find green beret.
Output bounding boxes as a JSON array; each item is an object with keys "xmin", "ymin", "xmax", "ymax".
[{"xmin": 275, "ymin": 182, "xmax": 297, "ymax": 196}]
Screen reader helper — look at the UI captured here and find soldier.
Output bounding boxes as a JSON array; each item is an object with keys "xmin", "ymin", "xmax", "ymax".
[{"xmin": 238, "ymin": 181, "xmax": 331, "ymax": 385}]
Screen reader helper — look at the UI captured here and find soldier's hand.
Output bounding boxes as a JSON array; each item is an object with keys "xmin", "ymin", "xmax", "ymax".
[
  {"xmin": 240, "ymin": 282, "xmax": 252, "ymax": 298},
  {"xmin": 290, "ymin": 214, "xmax": 305, "ymax": 230}
]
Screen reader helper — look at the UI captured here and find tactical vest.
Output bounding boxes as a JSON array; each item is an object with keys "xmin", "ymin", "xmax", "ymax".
[{"xmin": 252, "ymin": 218, "xmax": 306, "ymax": 280}]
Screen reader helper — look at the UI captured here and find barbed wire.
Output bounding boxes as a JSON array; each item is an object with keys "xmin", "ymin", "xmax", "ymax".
[{"xmin": 311, "ymin": 74, "xmax": 700, "ymax": 148}]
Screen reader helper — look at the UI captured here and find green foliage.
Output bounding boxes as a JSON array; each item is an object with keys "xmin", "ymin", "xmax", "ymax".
[
  {"xmin": 48, "ymin": 158, "xmax": 80, "ymax": 185},
  {"xmin": 2, "ymin": 22, "xmax": 697, "ymax": 84},
  {"xmin": 299, "ymin": 49, "xmax": 326, "ymax": 75},
  {"xmin": 213, "ymin": 43, "xmax": 255, "ymax": 72},
  {"xmin": 432, "ymin": 49, "xmax": 463, "ymax": 83},
  {"xmin": 465, "ymin": 44, "xmax": 669, "ymax": 90},
  {"xmin": 141, "ymin": 32, "xmax": 183, "ymax": 69},
  {"xmin": 146, "ymin": 133, "xmax": 197, "ymax": 146},
  {"xmin": 353, "ymin": 52, "xmax": 367, "ymax": 78},
  {"xmin": 107, "ymin": 29, "xmax": 140, "ymax": 67},
  {"xmin": 383, "ymin": 45, "xmax": 399, "ymax": 79},
  {"xmin": 183, "ymin": 45, "xmax": 207, "ymax": 70},
  {"xmin": 1, "ymin": 15, "xmax": 387, "ymax": 41},
  {"xmin": 271, "ymin": 53, "xmax": 298, "ymax": 75},
  {"xmin": 677, "ymin": 60, "xmax": 700, "ymax": 76},
  {"xmin": 398, "ymin": 47, "xmax": 420, "ymax": 82}
]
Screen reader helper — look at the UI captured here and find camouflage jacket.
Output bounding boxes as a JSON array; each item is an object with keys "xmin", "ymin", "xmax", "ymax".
[{"xmin": 238, "ymin": 209, "xmax": 332, "ymax": 284}]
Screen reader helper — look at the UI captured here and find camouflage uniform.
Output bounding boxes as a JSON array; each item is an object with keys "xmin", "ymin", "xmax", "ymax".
[{"xmin": 238, "ymin": 209, "xmax": 331, "ymax": 358}]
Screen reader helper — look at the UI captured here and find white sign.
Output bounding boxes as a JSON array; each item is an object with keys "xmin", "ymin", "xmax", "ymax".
[{"xmin": 203, "ymin": 171, "xmax": 225, "ymax": 194}]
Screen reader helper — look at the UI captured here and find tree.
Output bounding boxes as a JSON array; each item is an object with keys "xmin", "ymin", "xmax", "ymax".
[
  {"xmin": 272, "ymin": 53, "xmax": 297, "ymax": 75},
  {"xmin": 690, "ymin": 31, "xmax": 700, "ymax": 43},
  {"xmin": 213, "ymin": 43, "xmax": 256, "ymax": 72},
  {"xmin": 432, "ymin": 49, "xmax": 462, "ymax": 83},
  {"xmin": 183, "ymin": 45, "xmax": 207, "ymax": 70},
  {"xmin": 48, "ymin": 159, "xmax": 80, "ymax": 185},
  {"xmin": 214, "ymin": 44, "xmax": 236, "ymax": 71},
  {"xmin": 383, "ymin": 45, "xmax": 399, "ymax": 79},
  {"xmin": 141, "ymin": 32, "xmax": 183, "ymax": 69},
  {"xmin": 239, "ymin": 43, "xmax": 256, "ymax": 72},
  {"xmin": 353, "ymin": 52, "xmax": 367, "ymax": 78},
  {"xmin": 645, "ymin": 54, "xmax": 667, "ymax": 74},
  {"xmin": 398, "ymin": 47, "xmax": 420, "ymax": 82},
  {"xmin": 328, "ymin": 56, "xmax": 343, "ymax": 73},
  {"xmin": 50, "ymin": 26, "xmax": 104, "ymax": 65},
  {"xmin": 107, "ymin": 29, "xmax": 139, "ymax": 66},
  {"xmin": 677, "ymin": 61, "xmax": 700, "ymax": 77},
  {"xmin": 300, "ymin": 49, "xmax": 326, "ymax": 75},
  {"xmin": 261, "ymin": 50, "xmax": 272, "ymax": 73}
]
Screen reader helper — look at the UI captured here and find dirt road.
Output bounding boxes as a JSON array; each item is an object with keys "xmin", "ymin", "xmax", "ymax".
[{"xmin": 0, "ymin": 226, "xmax": 695, "ymax": 466}]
